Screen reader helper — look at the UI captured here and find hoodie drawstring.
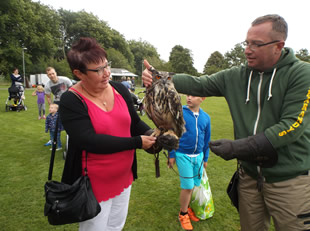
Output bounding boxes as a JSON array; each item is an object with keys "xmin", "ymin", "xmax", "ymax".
[
  {"xmin": 267, "ymin": 68, "xmax": 277, "ymax": 101},
  {"xmin": 245, "ymin": 71, "xmax": 253, "ymax": 104},
  {"xmin": 245, "ymin": 68, "xmax": 277, "ymax": 103}
]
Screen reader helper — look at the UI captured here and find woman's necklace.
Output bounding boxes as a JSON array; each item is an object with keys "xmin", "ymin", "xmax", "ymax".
[{"xmin": 81, "ymin": 83, "xmax": 107, "ymax": 106}]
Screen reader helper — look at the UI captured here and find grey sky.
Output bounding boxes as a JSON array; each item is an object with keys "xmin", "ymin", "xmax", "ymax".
[{"xmin": 34, "ymin": 0, "xmax": 309, "ymax": 72}]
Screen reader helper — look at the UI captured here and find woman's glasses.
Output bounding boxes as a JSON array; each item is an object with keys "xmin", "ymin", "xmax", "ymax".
[{"xmin": 85, "ymin": 61, "xmax": 112, "ymax": 76}]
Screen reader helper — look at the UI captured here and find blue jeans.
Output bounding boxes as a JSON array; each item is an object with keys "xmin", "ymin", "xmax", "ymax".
[{"xmin": 50, "ymin": 130, "xmax": 62, "ymax": 148}]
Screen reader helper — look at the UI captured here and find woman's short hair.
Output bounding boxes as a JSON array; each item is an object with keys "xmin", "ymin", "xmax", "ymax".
[{"xmin": 66, "ymin": 37, "xmax": 107, "ymax": 75}]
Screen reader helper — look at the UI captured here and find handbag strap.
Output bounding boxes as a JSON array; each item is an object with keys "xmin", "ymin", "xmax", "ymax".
[
  {"xmin": 47, "ymin": 89, "xmax": 88, "ymax": 181},
  {"xmin": 69, "ymin": 90, "xmax": 89, "ymax": 176},
  {"xmin": 47, "ymin": 114, "xmax": 60, "ymax": 180}
]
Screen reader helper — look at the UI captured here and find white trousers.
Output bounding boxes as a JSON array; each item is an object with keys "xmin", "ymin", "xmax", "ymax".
[{"xmin": 79, "ymin": 185, "xmax": 132, "ymax": 231}]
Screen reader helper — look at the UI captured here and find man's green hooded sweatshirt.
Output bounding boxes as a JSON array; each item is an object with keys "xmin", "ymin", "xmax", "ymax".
[{"xmin": 173, "ymin": 48, "xmax": 310, "ymax": 183}]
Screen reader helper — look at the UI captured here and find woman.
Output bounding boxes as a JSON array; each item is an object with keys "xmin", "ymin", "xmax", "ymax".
[
  {"xmin": 10, "ymin": 67, "xmax": 23, "ymax": 87},
  {"xmin": 59, "ymin": 37, "xmax": 157, "ymax": 231},
  {"xmin": 10, "ymin": 67, "xmax": 25, "ymax": 102}
]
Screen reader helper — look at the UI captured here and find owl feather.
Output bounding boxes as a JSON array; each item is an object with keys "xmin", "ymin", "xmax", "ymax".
[{"xmin": 144, "ymin": 67, "xmax": 186, "ymax": 151}]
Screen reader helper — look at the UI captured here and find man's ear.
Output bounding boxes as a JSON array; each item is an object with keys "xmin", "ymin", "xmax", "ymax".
[{"xmin": 277, "ymin": 41, "xmax": 285, "ymax": 51}]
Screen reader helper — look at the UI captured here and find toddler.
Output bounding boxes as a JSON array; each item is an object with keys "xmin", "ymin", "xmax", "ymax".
[
  {"xmin": 45, "ymin": 104, "xmax": 63, "ymax": 151},
  {"xmin": 32, "ymin": 85, "xmax": 46, "ymax": 119}
]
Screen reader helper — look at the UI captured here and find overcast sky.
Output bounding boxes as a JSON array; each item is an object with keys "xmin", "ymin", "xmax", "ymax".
[{"xmin": 33, "ymin": 0, "xmax": 309, "ymax": 72}]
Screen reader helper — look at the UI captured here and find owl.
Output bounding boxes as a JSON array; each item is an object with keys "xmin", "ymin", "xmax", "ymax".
[{"xmin": 144, "ymin": 67, "xmax": 185, "ymax": 151}]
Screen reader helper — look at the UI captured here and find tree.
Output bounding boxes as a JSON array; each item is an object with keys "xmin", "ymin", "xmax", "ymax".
[
  {"xmin": 296, "ymin": 48, "xmax": 310, "ymax": 62},
  {"xmin": 203, "ymin": 51, "xmax": 227, "ymax": 75},
  {"xmin": 169, "ymin": 45, "xmax": 198, "ymax": 76},
  {"xmin": 110, "ymin": 29, "xmax": 135, "ymax": 69},
  {"xmin": 106, "ymin": 48, "xmax": 133, "ymax": 72},
  {"xmin": 0, "ymin": 0, "xmax": 62, "ymax": 76},
  {"xmin": 59, "ymin": 10, "xmax": 135, "ymax": 71},
  {"xmin": 129, "ymin": 39, "xmax": 161, "ymax": 75},
  {"xmin": 58, "ymin": 9, "xmax": 113, "ymax": 53},
  {"xmin": 224, "ymin": 43, "xmax": 246, "ymax": 67}
]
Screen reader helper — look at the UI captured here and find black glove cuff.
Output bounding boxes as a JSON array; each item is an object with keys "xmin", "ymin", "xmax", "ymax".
[{"xmin": 248, "ymin": 133, "xmax": 278, "ymax": 168}]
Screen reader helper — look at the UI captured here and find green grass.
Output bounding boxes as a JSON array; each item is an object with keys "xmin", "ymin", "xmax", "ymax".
[{"xmin": 0, "ymin": 86, "xmax": 259, "ymax": 230}]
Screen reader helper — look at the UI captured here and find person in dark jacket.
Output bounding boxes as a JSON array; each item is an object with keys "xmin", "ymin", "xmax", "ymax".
[
  {"xmin": 10, "ymin": 67, "xmax": 23, "ymax": 86},
  {"xmin": 10, "ymin": 67, "xmax": 25, "ymax": 103},
  {"xmin": 142, "ymin": 14, "xmax": 310, "ymax": 231},
  {"xmin": 45, "ymin": 103, "xmax": 63, "ymax": 150},
  {"xmin": 59, "ymin": 37, "xmax": 157, "ymax": 231}
]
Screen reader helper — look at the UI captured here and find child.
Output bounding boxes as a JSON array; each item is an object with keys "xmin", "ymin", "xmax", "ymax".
[
  {"xmin": 45, "ymin": 104, "xmax": 63, "ymax": 151},
  {"xmin": 32, "ymin": 85, "xmax": 46, "ymax": 119},
  {"xmin": 168, "ymin": 95, "xmax": 211, "ymax": 231}
]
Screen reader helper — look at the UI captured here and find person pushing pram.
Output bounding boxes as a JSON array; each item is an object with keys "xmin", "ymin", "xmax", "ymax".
[
  {"xmin": 5, "ymin": 67, "xmax": 27, "ymax": 111},
  {"xmin": 10, "ymin": 67, "xmax": 25, "ymax": 101}
]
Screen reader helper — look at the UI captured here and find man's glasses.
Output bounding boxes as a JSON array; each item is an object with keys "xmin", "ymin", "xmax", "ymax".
[
  {"xmin": 241, "ymin": 40, "xmax": 280, "ymax": 51},
  {"xmin": 85, "ymin": 61, "xmax": 112, "ymax": 76}
]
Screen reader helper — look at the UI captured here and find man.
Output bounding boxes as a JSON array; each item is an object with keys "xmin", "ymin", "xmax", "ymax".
[
  {"xmin": 45, "ymin": 67, "xmax": 72, "ymax": 105},
  {"xmin": 121, "ymin": 76, "xmax": 131, "ymax": 89},
  {"xmin": 44, "ymin": 67, "xmax": 72, "ymax": 147},
  {"xmin": 142, "ymin": 14, "xmax": 310, "ymax": 231},
  {"xmin": 131, "ymin": 76, "xmax": 136, "ymax": 89}
]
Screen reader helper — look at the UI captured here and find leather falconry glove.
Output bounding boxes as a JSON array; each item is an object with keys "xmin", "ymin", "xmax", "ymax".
[{"xmin": 209, "ymin": 133, "xmax": 278, "ymax": 168}]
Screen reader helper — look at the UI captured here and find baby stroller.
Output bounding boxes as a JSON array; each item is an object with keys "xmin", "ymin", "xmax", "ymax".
[
  {"xmin": 130, "ymin": 89, "xmax": 145, "ymax": 116},
  {"xmin": 5, "ymin": 84, "xmax": 27, "ymax": 112}
]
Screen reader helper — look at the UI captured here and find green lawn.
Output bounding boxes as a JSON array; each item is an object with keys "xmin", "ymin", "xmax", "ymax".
[{"xmin": 0, "ymin": 85, "xmax": 248, "ymax": 230}]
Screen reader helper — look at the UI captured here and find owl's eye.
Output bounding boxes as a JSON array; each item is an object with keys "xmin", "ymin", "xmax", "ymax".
[
  {"xmin": 156, "ymin": 75, "xmax": 161, "ymax": 80},
  {"xmin": 167, "ymin": 76, "xmax": 172, "ymax": 80}
]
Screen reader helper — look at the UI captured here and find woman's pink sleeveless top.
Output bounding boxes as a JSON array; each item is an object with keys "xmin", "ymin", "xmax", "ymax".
[{"xmin": 71, "ymin": 87, "xmax": 134, "ymax": 202}]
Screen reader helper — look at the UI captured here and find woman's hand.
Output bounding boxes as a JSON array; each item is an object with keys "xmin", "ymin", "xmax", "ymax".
[
  {"xmin": 141, "ymin": 135, "xmax": 156, "ymax": 150},
  {"xmin": 142, "ymin": 59, "xmax": 153, "ymax": 88}
]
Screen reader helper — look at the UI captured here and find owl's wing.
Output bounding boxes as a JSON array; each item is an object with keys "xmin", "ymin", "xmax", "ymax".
[{"xmin": 166, "ymin": 85, "xmax": 185, "ymax": 137}]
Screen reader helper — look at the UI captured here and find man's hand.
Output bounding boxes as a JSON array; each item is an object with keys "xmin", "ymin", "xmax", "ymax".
[
  {"xmin": 209, "ymin": 134, "xmax": 278, "ymax": 168},
  {"xmin": 46, "ymin": 94, "xmax": 52, "ymax": 105},
  {"xmin": 209, "ymin": 139, "xmax": 236, "ymax": 160},
  {"xmin": 142, "ymin": 59, "xmax": 153, "ymax": 88}
]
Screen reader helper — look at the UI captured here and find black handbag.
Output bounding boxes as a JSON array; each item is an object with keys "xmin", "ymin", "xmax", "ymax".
[
  {"xmin": 226, "ymin": 162, "xmax": 240, "ymax": 211},
  {"xmin": 227, "ymin": 170, "xmax": 239, "ymax": 211},
  {"xmin": 44, "ymin": 104, "xmax": 101, "ymax": 225}
]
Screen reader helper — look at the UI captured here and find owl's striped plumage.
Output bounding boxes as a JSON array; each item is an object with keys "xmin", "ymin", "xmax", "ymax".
[{"xmin": 144, "ymin": 68, "xmax": 185, "ymax": 151}]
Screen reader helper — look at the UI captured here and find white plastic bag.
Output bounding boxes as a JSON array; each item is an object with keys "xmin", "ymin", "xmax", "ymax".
[{"xmin": 190, "ymin": 168, "xmax": 215, "ymax": 220}]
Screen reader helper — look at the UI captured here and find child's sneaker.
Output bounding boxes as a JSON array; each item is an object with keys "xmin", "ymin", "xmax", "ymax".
[
  {"xmin": 42, "ymin": 115, "xmax": 46, "ymax": 119},
  {"xmin": 188, "ymin": 208, "xmax": 200, "ymax": 222},
  {"xmin": 50, "ymin": 147, "xmax": 62, "ymax": 151},
  {"xmin": 44, "ymin": 140, "xmax": 52, "ymax": 146},
  {"xmin": 179, "ymin": 212, "xmax": 193, "ymax": 231},
  {"xmin": 38, "ymin": 116, "xmax": 41, "ymax": 120}
]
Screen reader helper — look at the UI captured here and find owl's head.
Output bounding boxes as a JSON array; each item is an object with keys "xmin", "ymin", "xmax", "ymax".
[{"xmin": 149, "ymin": 67, "xmax": 175, "ymax": 85}]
